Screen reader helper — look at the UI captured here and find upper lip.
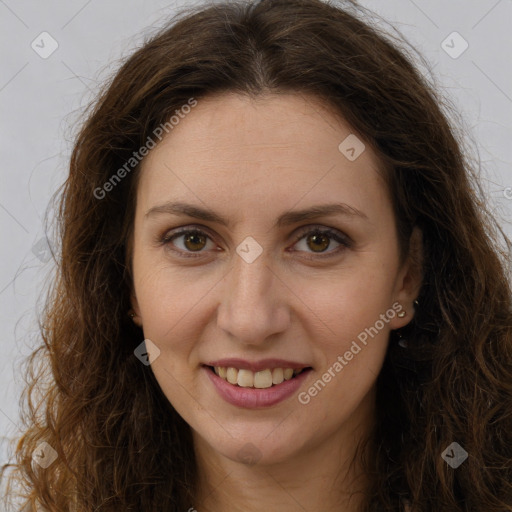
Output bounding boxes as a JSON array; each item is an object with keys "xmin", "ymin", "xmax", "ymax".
[{"xmin": 204, "ymin": 358, "xmax": 312, "ymax": 372}]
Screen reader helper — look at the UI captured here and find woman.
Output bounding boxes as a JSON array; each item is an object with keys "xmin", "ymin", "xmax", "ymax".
[{"xmin": 2, "ymin": 0, "xmax": 511, "ymax": 510}]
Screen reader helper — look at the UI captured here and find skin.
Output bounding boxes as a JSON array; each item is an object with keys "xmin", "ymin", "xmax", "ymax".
[{"xmin": 129, "ymin": 92, "xmax": 423, "ymax": 512}]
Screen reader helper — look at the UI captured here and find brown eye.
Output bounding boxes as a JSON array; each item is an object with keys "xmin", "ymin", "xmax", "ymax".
[
  {"xmin": 306, "ymin": 232, "xmax": 331, "ymax": 252},
  {"xmin": 292, "ymin": 227, "xmax": 351, "ymax": 259},
  {"xmin": 161, "ymin": 228, "xmax": 215, "ymax": 258},
  {"xmin": 183, "ymin": 232, "xmax": 208, "ymax": 251}
]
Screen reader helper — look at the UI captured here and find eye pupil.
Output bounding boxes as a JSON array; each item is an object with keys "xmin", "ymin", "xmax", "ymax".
[
  {"xmin": 184, "ymin": 232, "xmax": 207, "ymax": 251},
  {"xmin": 307, "ymin": 233, "xmax": 330, "ymax": 252}
]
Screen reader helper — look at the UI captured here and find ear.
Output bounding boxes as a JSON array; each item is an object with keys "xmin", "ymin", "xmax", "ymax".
[
  {"xmin": 129, "ymin": 290, "xmax": 143, "ymax": 327},
  {"xmin": 389, "ymin": 226, "xmax": 423, "ymax": 330}
]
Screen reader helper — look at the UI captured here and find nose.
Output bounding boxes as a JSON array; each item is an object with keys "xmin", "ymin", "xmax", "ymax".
[{"xmin": 216, "ymin": 249, "xmax": 291, "ymax": 346}]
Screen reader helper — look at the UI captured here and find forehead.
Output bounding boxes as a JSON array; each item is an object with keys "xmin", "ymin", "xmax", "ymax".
[{"xmin": 136, "ymin": 92, "xmax": 390, "ymax": 223}]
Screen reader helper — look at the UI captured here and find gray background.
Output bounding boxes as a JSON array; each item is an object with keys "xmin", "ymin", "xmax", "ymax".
[{"xmin": 1, "ymin": 0, "xmax": 511, "ymax": 469}]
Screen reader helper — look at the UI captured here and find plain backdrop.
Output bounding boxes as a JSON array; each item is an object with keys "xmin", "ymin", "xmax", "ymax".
[{"xmin": 1, "ymin": 0, "xmax": 511, "ymax": 468}]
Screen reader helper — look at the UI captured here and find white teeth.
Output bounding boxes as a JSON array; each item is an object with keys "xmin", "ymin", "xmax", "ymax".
[
  {"xmin": 272, "ymin": 368, "xmax": 284, "ymax": 385},
  {"xmin": 212, "ymin": 365, "xmax": 307, "ymax": 388},
  {"xmin": 226, "ymin": 367, "xmax": 238, "ymax": 385},
  {"xmin": 283, "ymin": 368, "xmax": 294, "ymax": 380},
  {"xmin": 237, "ymin": 369, "xmax": 254, "ymax": 388},
  {"xmin": 253, "ymin": 369, "xmax": 273, "ymax": 389}
]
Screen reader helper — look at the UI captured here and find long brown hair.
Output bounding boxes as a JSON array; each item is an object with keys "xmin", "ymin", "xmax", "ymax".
[{"xmin": 2, "ymin": 0, "xmax": 511, "ymax": 510}]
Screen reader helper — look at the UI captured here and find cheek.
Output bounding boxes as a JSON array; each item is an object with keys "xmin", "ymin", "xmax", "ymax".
[
  {"xmin": 302, "ymin": 266, "xmax": 397, "ymax": 346},
  {"xmin": 132, "ymin": 257, "xmax": 193, "ymax": 341},
  {"xmin": 132, "ymin": 256, "xmax": 228, "ymax": 378},
  {"xmin": 295, "ymin": 264, "xmax": 395, "ymax": 401},
  {"xmin": 299, "ymin": 278, "xmax": 392, "ymax": 422}
]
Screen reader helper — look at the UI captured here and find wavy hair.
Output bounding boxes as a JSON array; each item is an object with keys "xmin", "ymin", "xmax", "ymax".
[{"xmin": 2, "ymin": 0, "xmax": 512, "ymax": 510}]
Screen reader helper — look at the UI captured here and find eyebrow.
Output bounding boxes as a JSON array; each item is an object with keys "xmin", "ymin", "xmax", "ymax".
[{"xmin": 144, "ymin": 201, "xmax": 368, "ymax": 227}]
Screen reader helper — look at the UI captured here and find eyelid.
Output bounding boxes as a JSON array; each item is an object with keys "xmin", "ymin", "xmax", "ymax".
[
  {"xmin": 159, "ymin": 225, "xmax": 217, "ymax": 258},
  {"xmin": 159, "ymin": 223, "xmax": 352, "ymax": 259},
  {"xmin": 292, "ymin": 225, "xmax": 352, "ymax": 245},
  {"xmin": 289, "ymin": 225, "xmax": 352, "ymax": 259}
]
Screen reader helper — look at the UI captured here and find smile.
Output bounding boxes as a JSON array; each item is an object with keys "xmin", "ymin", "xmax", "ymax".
[
  {"xmin": 203, "ymin": 364, "xmax": 313, "ymax": 408},
  {"xmin": 208, "ymin": 366, "xmax": 309, "ymax": 388}
]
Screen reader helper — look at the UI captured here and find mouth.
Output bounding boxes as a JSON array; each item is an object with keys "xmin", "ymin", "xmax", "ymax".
[{"xmin": 204, "ymin": 365, "xmax": 313, "ymax": 389}]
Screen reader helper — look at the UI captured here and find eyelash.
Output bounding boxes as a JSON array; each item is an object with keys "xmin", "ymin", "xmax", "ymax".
[{"xmin": 159, "ymin": 225, "xmax": 352, "ymax": 260}]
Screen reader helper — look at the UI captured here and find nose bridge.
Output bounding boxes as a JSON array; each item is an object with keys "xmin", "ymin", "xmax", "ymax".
[
  {"xmin": 217, "ymin": 249, "xmax": 289, "ymax": 343},
  {"xmin": 231, "ymin": 252, "xmax": 273, "ymax": 304}
]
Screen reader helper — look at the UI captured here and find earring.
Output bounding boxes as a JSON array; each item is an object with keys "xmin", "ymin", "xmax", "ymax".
[
  {"xmin": 128, "ymin": 311, "xmax": 135, "ymax": 319},
  {"xmin": 413, "ymin": 299, "xmax": 419, "ymax": 307}
]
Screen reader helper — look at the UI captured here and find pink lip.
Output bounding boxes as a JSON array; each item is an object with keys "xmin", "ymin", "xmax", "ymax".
[
  {"xmin": 203, "ymin": 365, "xmax": 312, "ymax": 408},
  {"xmin": 204, "ymin": 358, "xmax": 310, "ymax": 372}
]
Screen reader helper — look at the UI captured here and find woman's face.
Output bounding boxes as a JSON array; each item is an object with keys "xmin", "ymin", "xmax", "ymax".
[{"xmin": 130, "ymin": 92, "xmax": 421, "ymax": 466}]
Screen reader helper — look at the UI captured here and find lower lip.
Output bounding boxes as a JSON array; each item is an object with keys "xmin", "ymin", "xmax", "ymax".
[{"xmin": 203, "ymin": 366, "xmax": 312, "ymax": 408}]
